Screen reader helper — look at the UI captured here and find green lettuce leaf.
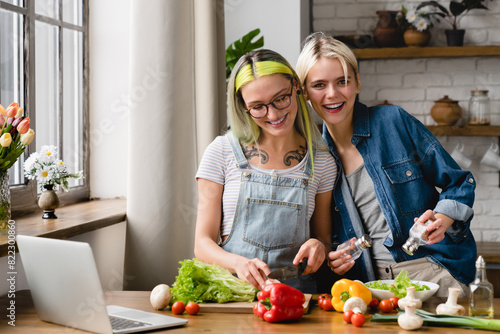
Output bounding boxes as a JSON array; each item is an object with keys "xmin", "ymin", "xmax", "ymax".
[
  {"xmin": 170, "ymin": 258, "xmax": 258, "ymax": 304},
  {"xmin": 365, "ymin": 269, "xmax": 430, "ymax": 298}
]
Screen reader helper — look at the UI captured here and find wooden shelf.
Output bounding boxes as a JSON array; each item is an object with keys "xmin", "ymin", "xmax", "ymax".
[
  {"xmin": 352, "ymin": 45, "xmax": 500, "ymax": 60},
  {"xmin": 427, "ymin": 125, "xmax": 500, "ymax": 136}
]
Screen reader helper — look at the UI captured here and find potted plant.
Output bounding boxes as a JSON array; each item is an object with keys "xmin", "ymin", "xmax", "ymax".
[
  {"xmin": 398, "ymin": 5, "xmax": 435, "ymax": 47},
  {"xmin": 225, "ymin": 28, "xmax": 264, "ymax": 79},
  {"xmin": 417, "ymin": 0, "xmax": 493, "ymax": 46}
]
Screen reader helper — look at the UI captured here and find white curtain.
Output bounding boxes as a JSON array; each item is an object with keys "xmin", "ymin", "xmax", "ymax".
[{"xmin": 125, "ymin": 0, "xmax": 226, "ymax": 290}]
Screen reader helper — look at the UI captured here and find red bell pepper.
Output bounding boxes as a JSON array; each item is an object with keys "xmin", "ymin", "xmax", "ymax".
[{"xmin": 253, "ymin": 283, "xmax": 305, "ymax": 323}]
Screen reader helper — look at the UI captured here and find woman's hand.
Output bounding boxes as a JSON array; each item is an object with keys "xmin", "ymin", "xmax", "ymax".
[
  {"xmin": 234, "ymin": 258, "xmax": 270, "ymax": 290},
  {"xmin": 326, "ymin": 248, "xmax": 355, "ymax": 275},
  {"xmin": 415, "ymin": 210, "xmax": 454, "ymax": 245},
  {"xmin": 293, "ymin": 238, "xmax": 327, "ymax": 275}
]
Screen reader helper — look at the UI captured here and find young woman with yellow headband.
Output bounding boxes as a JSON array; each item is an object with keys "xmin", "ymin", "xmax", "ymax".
[{"xmin": 194, "ymin": 49, "xmax": 336, "ymax": 293}]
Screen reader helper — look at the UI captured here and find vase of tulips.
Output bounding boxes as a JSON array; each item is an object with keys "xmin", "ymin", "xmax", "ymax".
[{"xmin": 0, "ymin": 102, "xmax": 35, "ymax": 233}]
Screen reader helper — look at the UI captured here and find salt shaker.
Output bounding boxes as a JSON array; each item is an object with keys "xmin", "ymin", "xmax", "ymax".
[
  {"xmin": 336, "ymin": 234, "xmax": 372, "ymax": 263},
  {"xmin": 402, "ymin": 219, "xmax": 433, "ymax": 256},
  {"xmin": 468, "ymin": 90, "xmax": 490, "ymax": 126}
]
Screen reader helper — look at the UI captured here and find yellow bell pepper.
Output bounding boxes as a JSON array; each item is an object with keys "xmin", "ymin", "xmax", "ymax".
[{"xmin": 330, "ymin": 278, "xmax": 372, "ymax": 312}]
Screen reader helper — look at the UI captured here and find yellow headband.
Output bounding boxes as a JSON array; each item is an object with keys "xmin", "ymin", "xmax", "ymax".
[{"xmin": 235, "ymin": 61, "xmax": 293, "ymax": 91}]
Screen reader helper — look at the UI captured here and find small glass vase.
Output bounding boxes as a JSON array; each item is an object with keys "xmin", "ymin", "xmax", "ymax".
[
  {"xmin": 38, "ymin": 184, "xmax": 60, "ymax": 219},
  {"xmin": 0, "ymin": 170, "xmax": 12, "ymax": 234}
]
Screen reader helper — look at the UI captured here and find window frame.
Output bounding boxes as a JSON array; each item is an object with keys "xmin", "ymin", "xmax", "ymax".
[{"xmin": 0, "ymin": 0, "xmax": 90, "ymax": 216}]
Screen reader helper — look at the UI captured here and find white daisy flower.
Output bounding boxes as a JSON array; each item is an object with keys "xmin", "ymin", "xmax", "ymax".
[
  {"xmin": 39, "ymin": 145, "xmax": 58, "ymax": 164},
  {"xmin": 415, "ymin": 17, "xmax": 429, "ymax": 31},
  {"xmin": 24, "ymin": 152, "xmax": 39, "ymax": 172},
  {"xmin": 406, "ymin": 9, "xmax": 417, "ymax": 23},
  {"xmin": 35, "ymin": 166, "xmax": 54, "ymax": 184}
]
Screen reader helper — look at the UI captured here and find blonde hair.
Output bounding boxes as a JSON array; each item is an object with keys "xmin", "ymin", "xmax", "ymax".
[
  {"xmin": 227, "ymin": 49, "xmax": 323, "ymax": 171},
  {"xmin": 296, "ymin": 32, "xmax": 359, "ymax": 89}
]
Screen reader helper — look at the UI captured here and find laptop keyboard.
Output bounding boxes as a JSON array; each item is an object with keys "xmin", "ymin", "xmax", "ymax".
[{"xmin": 109, "ymin": 315, "xmax": 152, "ymax": 331}]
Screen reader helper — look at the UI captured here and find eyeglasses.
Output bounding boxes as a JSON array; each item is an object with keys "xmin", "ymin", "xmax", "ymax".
[{"xmin": 245, "ymin": 80, "xmax": 294, "ymax": 119}]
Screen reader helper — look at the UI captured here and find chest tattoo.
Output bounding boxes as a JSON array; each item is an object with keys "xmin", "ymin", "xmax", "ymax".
[
  {"xmin": 242, "ymin": 145, "xmax": 269, "ymax": 164},
  {"xmin": 284, "ymin": 145, "xmax": 307, "ymax": 166}
]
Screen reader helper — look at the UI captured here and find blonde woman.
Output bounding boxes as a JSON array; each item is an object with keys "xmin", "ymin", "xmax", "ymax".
[
  {"xmin": 194, "ymin": 49, "xmax": 337, "ymax": 293},
  {"xmin": 296, "ymin": 32, "xmax": 475, "ymax": 297}
]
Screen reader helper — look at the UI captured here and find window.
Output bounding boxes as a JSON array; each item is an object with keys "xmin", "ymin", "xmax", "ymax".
[{"xmin": 0, "ymin": 0, "xmax": 89, "ymax": 215}]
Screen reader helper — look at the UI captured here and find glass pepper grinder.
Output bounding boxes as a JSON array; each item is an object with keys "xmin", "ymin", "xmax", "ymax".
[
  {"xmin": 468, "ymin": 90, "xmax": 490, "ymax": 126},
  {"xmin": 336, "ymin": 234, "xmax": 372, "ymax": 263},
  {"xmin": 402, "ymin": 219, "xmax": 433, "ymax": 256},
  {"xmin": 469, "ymin": 255, "xmax": 494, "ymax": 318}
]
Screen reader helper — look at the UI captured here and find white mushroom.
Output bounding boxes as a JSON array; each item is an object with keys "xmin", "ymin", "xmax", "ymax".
[
  {"xmin": 343, "ymin": 297, "xmax": 367, "ymax": 314},
  {"xmin": 436, "ymin": 287, "xmax": 465, "ymax": 316},
  {"xmin": 150, "ymin": 284, "xmax": 172, "ymax": 310},
  {"xmin": 398, "ymin": 286, "xmax": 422, "ymax": 309},
  {"xmin": 398, "ymin": 302, "xmax": 423, "ymax": 330}
]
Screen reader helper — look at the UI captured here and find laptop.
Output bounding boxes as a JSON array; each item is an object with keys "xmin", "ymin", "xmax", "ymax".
[{"xmin": 16, "ymin": 235, "xmax": 187, "ymax": 334}]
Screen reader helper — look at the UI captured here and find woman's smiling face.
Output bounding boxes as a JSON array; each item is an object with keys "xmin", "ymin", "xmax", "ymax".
[
  {"xmin": 304, "ymin": 57, "xmax": 360, "ymax": 127},
  {"xmin": 239, "ymin": 74, "xmax": 297, "ymax": 138}
]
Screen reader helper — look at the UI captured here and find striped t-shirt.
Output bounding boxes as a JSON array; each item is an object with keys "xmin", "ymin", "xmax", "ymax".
[{"xmin": 196, "ymin": 135, "xmax": 337, "ymax": 237}]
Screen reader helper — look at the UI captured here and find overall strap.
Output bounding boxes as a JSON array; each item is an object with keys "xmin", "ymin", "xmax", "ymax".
[
  {"xmin": 303, "ymin": 145, "xmax": 317, "ymax": 177},
  {"xmin": 226, "ymin": 133, "xmax": 249, "ymax": 169}
]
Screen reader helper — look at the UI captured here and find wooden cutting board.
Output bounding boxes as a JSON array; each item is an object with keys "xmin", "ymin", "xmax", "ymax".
[{"xmin": 199, "ymin": 294, "xmax": 312, "ymax": 314}]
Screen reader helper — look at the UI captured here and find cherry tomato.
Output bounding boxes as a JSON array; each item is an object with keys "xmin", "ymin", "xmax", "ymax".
[
  {"xmin": 318, "ymin": 294, "xmax": 331, "ymax": 310},
  {"xmin": 322, "ymin": 297, "xmax": 333, "ymax": 311},
  {"xmin": 379, "ymin": 299, "xmax": 393, "ymax": 313},
  {"xmin": 185, "ymin": 302, "xmax": 200, "ymax": 315},
  {"xmin": 389, "ymin": 296, "xmax": 399, "ymax": 309},
  {"xmin": 351, "ymin": 313, "xmax": 365, "ymax": 327},
  {"xmin": 343, "ymin": 310, "xmax": 354, "ymax": 323},
  {"xmin": 368, "ymin": 298, "xmax": 379, "ymax": 310},
  {"xmin": 171, "ymin": 301, "xmax": 185, "ymax": 315}
]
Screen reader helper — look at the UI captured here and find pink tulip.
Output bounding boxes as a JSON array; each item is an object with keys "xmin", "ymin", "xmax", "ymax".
[
  {"xmin": 0, "ymin": 133, "xmax": 12, "ymax": 147},
  {"xmin": 0, "ymin": 116, "xmax": 5, "ymax": 128},
  {"xmin": 6, "ymin": 102, "xmax": 18, "ymax": 118},
  {"xmin": 17, "ymin": 117, "xmax": 30, "ymax": 134},
  {"xmin": 0, "ymin": 104, "xmax": 6, "ymax": 117}
]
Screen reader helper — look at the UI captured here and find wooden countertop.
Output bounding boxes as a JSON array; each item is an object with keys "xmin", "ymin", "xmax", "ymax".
[
  {"xmin": 1, "ymin": 290, "xmax": 498, "ymax": 333},
  {"xmin": 0, "ymin": 198, "xmax": 126, "ymax": 257}
]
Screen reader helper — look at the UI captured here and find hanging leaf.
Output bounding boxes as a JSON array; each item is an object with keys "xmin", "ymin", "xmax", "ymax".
[{"xmin": 225, "ymin": 28, "xmax": 264, "ymax": 79}]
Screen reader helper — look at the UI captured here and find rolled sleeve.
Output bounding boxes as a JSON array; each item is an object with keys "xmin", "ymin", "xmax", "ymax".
[{"xmin": 434, "ymin": 199, "xmax": 474, "ymax": 241}]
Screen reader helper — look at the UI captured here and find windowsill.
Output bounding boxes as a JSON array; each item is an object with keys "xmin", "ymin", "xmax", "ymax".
[{"xmin": 0, "ymin": 198, "xmax": 126, "ymax": 257}]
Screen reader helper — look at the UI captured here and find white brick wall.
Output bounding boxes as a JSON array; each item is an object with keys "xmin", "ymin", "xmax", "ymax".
[{"xmin": 312, "ymin": 0, "xmax": 500, "ymax": 241}]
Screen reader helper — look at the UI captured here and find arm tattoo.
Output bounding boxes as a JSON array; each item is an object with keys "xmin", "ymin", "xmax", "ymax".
[
  {"xmin": 242, "ymin": 145, "xmax": 269, "ymax": 164},
  {"xmin": 284, "ymin": 145, "xmax": 307, "ymax": 166}
]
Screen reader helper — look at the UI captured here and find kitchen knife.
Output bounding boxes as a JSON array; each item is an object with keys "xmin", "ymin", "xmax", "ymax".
[{"xmin": 267, "ymin": 259, "xmax": 308, "ymax": 280}]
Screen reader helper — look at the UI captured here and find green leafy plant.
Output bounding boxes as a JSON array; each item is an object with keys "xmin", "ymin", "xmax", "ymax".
[
  {"xmin": 417, "ymin": 0, "xmax": 493, "ymax": 30},
  {"xmin": 225, "ymin": 28, "xmax": 264, "ymax": 79}
]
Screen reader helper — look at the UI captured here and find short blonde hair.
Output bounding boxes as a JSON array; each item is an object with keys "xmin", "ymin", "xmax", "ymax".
[{"xmin": 296, "ymin": 32, "xmax": 359, "ymax": 89}]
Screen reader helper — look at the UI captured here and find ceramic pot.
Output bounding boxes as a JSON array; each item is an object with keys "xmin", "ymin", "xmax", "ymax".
[
  {"xmin": 373, "ymin": 10, "xmax": 403, "ymax": 47},
  {"xmin": 404, "ymin": 29, "xmax": 431, "ymax": 47},
  {"xmin": 431, "ymin": 95, "xmax": 462, "ymax": 126},
  {"xmin": 38, "ymin": 184, "xmax": 60, "ymax": 219},
  {"xmin": 445, "ymin": 29, "xmax": 465, "ymax": 46}
]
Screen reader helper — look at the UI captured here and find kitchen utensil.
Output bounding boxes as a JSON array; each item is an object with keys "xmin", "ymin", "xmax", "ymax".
[
  {"xmin": 365, "ymin": 280, "xmax": 439, "ymax": 302},
  {"xmin": 267, "ymin": 259, "xmax": 308, "ymax": 280}
]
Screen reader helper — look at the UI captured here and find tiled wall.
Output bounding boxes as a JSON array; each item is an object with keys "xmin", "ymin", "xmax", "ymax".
[{"xmin": 311, "ymin": 0, "xmax": 500, "ymax": 241}]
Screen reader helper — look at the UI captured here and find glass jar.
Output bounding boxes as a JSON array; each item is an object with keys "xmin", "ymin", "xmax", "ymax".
[{"xmin": 468, "ymin": 90, "xmax": 490, "ymax": 126}]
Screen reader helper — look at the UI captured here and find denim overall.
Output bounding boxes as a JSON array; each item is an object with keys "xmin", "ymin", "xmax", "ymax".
[{"xmin": 221, "ymin": 134, "xmax": 317, "ymax": 293}]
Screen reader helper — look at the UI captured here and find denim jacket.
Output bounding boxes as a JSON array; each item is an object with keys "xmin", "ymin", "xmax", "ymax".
[{"xmin": 323, "ymin": 102, "xmax": 476, "ymax": 285}]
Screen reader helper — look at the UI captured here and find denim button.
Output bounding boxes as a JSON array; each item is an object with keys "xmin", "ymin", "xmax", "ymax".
[
  {"xmin": 243, "ymin": 172, "xmax": 250, "ymax": 178},
  {"xmin": 302, "ymin": 178, "xmax": 308, "ymax": 185},
  {"xmin": 406, "ymin": 170, "xmax": 412, "ymax": 177},
  {"xmin": 334, "ymin": 206, "xmax": 339, "ymax": 211},
  {"xmin": 468, "ymin": 177, "xmax": 474, "ymax": 183}
]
